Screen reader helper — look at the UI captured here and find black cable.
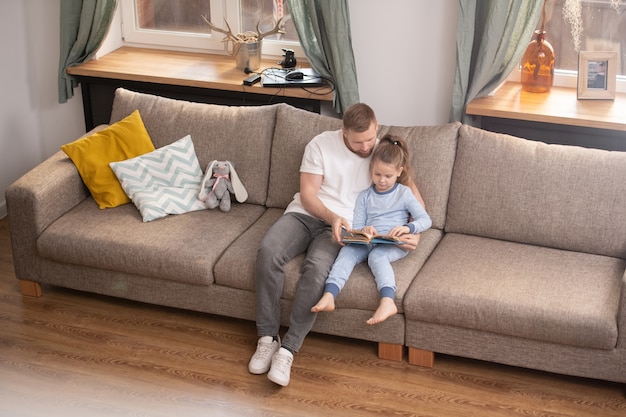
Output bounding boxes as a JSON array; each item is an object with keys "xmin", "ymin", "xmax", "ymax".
[{"xmin": 241, "ymin": 67, "xmax": 335, "ymax": 102}]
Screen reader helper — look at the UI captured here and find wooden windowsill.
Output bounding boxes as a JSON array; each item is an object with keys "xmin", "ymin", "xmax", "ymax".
[
  {"xmin": 466, "ymin": 82, "xmax": 626, "ymax": 132},
  {"xmin": 66, "ymin": 46, "xmax": 334, "ymax": 102}
]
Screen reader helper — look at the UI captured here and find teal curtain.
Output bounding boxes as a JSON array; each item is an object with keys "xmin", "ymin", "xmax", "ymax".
[
  {"xmin": 451, "ymin": 0, "xmax": 544, "ymax": 123},
  {"xmin": 286, "ymin": 0, "xmax": 359, "ymax": 113},
  {"xmin": 58, "ymin": 0, "xmax": 118, "ymax": 103}
]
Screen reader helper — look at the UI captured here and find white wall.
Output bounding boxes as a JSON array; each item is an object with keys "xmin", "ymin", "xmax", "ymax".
[
  {"xmin": 350, "ymin": 0, "xmax": 458, "ymax": 126},
  {"xmin": 0, "ymin": 0, "xmax": 85, "ymax": 218},
  {"xmin": 0, "ymin": 0, "xmax": 458, "ymax": 218}
]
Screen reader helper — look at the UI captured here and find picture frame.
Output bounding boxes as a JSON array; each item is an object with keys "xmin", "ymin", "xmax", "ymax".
[{"xmin": 577, "ymin": 51, "xmax": 617, "ymax": 100}]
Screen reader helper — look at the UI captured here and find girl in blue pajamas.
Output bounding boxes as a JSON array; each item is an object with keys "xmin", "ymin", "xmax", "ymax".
[{"xmin": 312, "ymin": 135, "xmax": 432, "ymax": 324}]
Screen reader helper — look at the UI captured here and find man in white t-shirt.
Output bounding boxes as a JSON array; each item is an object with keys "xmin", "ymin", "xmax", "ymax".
[{"xmin": 248, "ymin": 103, "xmax": 424, "ymax": 386}]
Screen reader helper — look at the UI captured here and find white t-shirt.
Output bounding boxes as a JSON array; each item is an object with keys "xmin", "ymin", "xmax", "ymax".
[{"xmin": 285, "ymin": 130, "xmax": 374, "ymax": 224}]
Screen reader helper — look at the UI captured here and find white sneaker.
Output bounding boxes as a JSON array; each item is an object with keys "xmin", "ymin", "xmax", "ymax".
[
  {"xmin": 267, "ymin": 347, "xmax": 293, "ymax": 387},
  {"xmin": 248, "ymin": 336, "xmax": 280, "ymax": 374}
]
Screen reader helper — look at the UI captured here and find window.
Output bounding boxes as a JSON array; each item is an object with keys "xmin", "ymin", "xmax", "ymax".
[
  {"xmin": 512, "ymin": 0, "xmax": 625, "ymax": 92},
  {"xmin": 120, "ymin": 0, "xmax": 303, "ymax": 58}
]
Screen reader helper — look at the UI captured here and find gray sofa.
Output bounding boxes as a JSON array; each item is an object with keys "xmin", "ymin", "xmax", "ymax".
[{"xmin": 7, "ymin": 88, "xmax": 625, "ymax": 384}]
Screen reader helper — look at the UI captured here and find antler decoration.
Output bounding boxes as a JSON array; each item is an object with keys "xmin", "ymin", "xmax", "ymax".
[
  {"xmin": 201, "ymin": 15, "xmax": 240, "ymax": 45},
  {"xmin": 257, "ymin": 17, "xmax": 286, "ymax": 41},
  {"xmin": 201, "ymin": 15, "xmax": 286, "ymax": 55}
]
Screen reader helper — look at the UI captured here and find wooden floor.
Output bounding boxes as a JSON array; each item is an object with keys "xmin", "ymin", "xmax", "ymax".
[{"xmin": 1, "ymin": 216, "xmax": 624, "ymax": 417}]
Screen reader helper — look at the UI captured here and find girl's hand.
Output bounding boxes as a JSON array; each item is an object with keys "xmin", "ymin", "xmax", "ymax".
[
  {"xmin": 362, "ymin": 226, "xmax": 377, "ymax": 236},
  {"xmin": 388, "ymin": 225, "xmax": 410, "ymax": 237}
]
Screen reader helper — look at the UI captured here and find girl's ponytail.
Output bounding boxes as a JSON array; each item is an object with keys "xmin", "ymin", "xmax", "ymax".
[{"xmin": 372, "ymin": 134, "xmax": 413, "ymax": 185}]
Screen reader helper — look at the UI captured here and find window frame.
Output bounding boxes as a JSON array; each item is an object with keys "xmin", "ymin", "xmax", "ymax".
[
  {"xmin": 120, "ymin": 0, "xmax": 305, "ymax": 60},
  {"xmin": 509, "ymin": 68, "xmax": 626, "ymax": 93},
  {"xmin": 509, "ymin": 0, "xmax": 625, "ymax": 93}
]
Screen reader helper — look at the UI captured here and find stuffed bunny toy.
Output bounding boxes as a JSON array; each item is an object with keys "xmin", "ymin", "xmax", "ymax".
[{"xmin": 199, "ymin": 160, "xmax": 248, "ymax": 212}]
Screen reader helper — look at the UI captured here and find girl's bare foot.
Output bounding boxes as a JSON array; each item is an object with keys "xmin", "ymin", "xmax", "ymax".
[
  {"xmin": 366, "ymin": 297, "xmax": 397, "ymax": 325},
  {"xmin": 311, "ymin": 292, "xmax": 336, "ymax": 313}
]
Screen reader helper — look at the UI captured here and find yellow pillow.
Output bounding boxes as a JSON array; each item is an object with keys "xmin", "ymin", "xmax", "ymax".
[{"xmin": 61, "ymin": 110, "xmax": 155, "ymax": 209}]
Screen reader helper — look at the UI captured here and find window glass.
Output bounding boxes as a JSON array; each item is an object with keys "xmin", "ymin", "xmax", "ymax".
[
  {"xmin": 542, "ymin": 0, "xmax": 625, "ymax": 77},
  {"xmin": 135, "ymin": 0, "xmax": 212, "ymax": 34},
  {"xmin": 241, "ymin": 0, "xmax": 298, "ymax": 42},
  {"xmin": 122, "ymin": 0, "xmax": 302, "ymax": 56}
]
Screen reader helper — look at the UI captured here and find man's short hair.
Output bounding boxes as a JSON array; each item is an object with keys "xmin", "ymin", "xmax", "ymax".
[{"xmin": 343, "ymin": 103, "xmax": 377, "ymax": 132}]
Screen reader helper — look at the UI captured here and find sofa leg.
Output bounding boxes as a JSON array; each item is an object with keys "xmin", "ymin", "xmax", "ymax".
[
  {"xmin": 19, "ymin": 280, "xmax": 42, "ymax": 297},
  {"xmin": 378, "ymin": 342, "xmax": 404, "ymax": 361},
  {"xmin": 408, "ymin": 347, "xmax": 435, "ymax": 367}
]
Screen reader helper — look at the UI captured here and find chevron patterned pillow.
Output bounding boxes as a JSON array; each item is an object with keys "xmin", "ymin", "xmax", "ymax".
[{"xmin": 110, "ymin": 135, "xmax": 207, "ymax": 222}]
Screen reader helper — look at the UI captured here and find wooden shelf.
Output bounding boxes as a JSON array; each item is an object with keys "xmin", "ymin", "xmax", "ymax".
[
  {"xmin": 466, "ymin": 82, "xmax": 626, "ymax": 132},
  {"xmin": 67, "ymin": 46, "xmax": 334, "ymax": 130},
  {"xmin": 67, "ymin": 46, "xmax": 334, "ymax": 102}
]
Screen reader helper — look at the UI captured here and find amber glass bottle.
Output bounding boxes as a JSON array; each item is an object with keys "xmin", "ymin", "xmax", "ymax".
[{"xmin": 521, "ymin": 30, "xmax": 555, "ymax": 93}]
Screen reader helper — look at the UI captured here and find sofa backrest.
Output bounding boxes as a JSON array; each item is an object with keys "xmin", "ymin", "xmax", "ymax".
[
  {"xmin": 446, "ymin": 125, "xmax": 626, "ymax": 258},
  {"xmin": 266, "ymin": 104, "xmax": 343, "ymax": 208},
  {"xmin": 266, "ymin": 105, "xmax": 461, "ymax": 229},
  {"xmin": 109, "ymin": 88, "xmax": 460, "ymax": 226},
  {"xmin": 378, "ymin": 123, "xmax": 460, "ymax": 230},
  {"xmin": 110, "ymin": 88, "xmax": 278, "ymax": 206}
]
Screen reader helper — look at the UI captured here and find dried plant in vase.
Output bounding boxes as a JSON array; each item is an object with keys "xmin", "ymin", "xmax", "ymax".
[
  {"xmin": 562, "ymin": 0, "xmax": 583, "ymax": 51},
  {"xmin": 562, "ymin": 0, "xmax": 622, "ymax": 52}
]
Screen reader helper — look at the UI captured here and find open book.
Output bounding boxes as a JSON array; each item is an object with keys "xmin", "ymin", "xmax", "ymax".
[{"xmin": 341, "ymin": 229, "xmax": 405, "ymax": 245}]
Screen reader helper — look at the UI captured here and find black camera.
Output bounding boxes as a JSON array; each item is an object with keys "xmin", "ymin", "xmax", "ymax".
[{"xmin": 279, "ymin": 48, "xmax": 297, "ymax": 69}]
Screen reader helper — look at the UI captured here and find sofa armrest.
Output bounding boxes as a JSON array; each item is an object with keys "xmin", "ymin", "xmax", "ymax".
[{"xmin": 6, "ymin": 150, "xmax": 89, "ymax": 282}]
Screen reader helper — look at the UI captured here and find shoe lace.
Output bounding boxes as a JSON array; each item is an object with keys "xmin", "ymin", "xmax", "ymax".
[
  {"xmin": 254, "ymin": 341, "xmax": 275, "ymax": 360},
  {"xmin": 272, "ymin": 353, "xmax": 293, "ymax": 372}
]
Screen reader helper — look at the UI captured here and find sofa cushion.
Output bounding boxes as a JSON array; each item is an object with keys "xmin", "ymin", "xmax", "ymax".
[
  {"xmin": 378, "ymin": 122, "xmax": 460, "ymax": 230},
  {"xmin": 405, "ymin": 233, "xmax": 623, "ymax": 350},
  {"xmin": 110, "ymin": 135, "xmax": 206, "ymax": 222},
  {"xmin": 447, "ymin": 125, "xmax": 626, "ymax": 257},
  {"xmin": 266, "ymin": 104, "xmax": 343, "ymax": 209},
  {"xmin": 214, "ymin": 209, "xmax": 444, "ymax": 313},
  {"xmin": 36, "ymin": 198, "xmax": 266, "ymax": 286},
  {"xmin": 321, "ymin": 228, "xmax": 443, "ymax": 312},
  {"xmin": 109, "ymin": 88, "xmax": 277, "ymax": 206},
  {"xmin": 213, "ymin": 208, "xmax": 283, "ymax": 289},
  {"xmin": 60, "ymin": 109, "xmax": 155, "ymax": 209}
]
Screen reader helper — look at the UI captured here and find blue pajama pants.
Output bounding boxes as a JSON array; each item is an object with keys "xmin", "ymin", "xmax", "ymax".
[{"xmin": 325, "ymin": 243, "xmax": 407, "ymax": 298}]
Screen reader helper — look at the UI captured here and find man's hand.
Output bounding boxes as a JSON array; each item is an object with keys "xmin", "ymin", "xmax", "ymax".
[
  {"xmin": 300, "ymin": 173, "xmax": 348, "ymax": 244},
  {"xmin": 398, "ymin": 233, "xmax": 420, "ymax": 251},
  {"xmin": 331, "ymin": 215, "xmax": 350, "ymax": 244}
]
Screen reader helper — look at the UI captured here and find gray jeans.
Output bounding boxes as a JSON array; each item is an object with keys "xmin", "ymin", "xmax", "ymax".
[{"xmin": 255, "ymin": 212, "xmax": 341, "ymax": 353}]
